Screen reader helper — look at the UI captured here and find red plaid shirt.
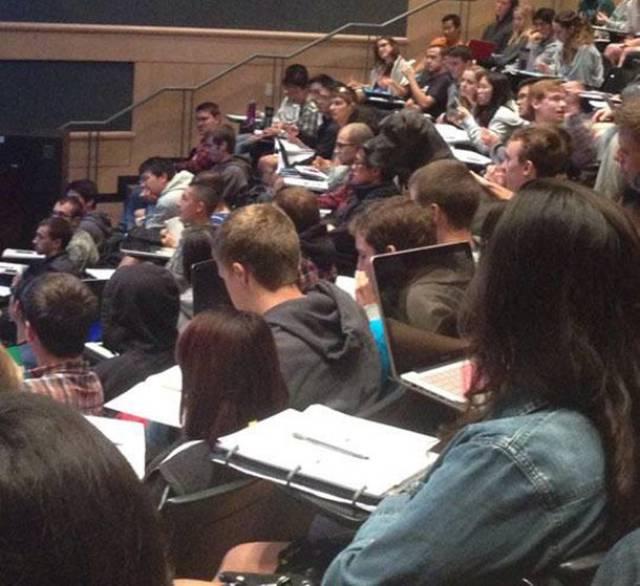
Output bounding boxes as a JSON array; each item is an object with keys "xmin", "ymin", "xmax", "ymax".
[{"xmin": 23, "ymin": 360, "xmax": 104, "ymax": 416}]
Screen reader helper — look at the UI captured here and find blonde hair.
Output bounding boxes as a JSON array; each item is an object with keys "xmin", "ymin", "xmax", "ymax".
[
  {"xmin": 509, "ymin": 4, "xmax": 533, "ymax": 44},
  {"xmin": 555, "ymin": 10, "xmax": 595, "ymax": 64}
]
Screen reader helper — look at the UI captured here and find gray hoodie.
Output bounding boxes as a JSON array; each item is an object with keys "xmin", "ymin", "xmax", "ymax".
[
  {"xmin": 264, "ymin": 281, "xmax": 381, "ymax": 414},
  {"xmin": 145, "ymin": 170, "xmax": 194, "ymax": 228}
]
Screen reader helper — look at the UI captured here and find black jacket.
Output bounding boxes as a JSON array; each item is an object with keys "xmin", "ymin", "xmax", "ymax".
[{"xmin": 96, "ymin": 263, "xmax": 179, "ymax": 401}]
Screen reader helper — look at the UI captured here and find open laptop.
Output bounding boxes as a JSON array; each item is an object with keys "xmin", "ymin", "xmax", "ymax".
[
  {"xmin": 119, "ymin": 234, "xmax": 174, "ymax": 261},
  {"xmin": 276, "ymin": 138, "xmax": 329, "ymax": 192},
  {"xmin": 362, "ymin": 88, "xmax": 406, "ymax": 110},
  {"xmin": 191, "ymin": 259, "xmax": 232, "ymax": 315},
  {"xmin": 2, "ymin": 249, "xmax": 45, "ymax": 264},
  {"xmin": 468, "ymin": 39, "xmax": 497, "ymax": 62},
  {"xmin": 371, "ymin": 242, "xmax": 475, "ymax": 409}
]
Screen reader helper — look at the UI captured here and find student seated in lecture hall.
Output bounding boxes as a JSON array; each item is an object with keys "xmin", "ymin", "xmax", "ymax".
[
  {"xmin": 175, "ymin": 101, "xmax": 225, "ymax": 175},
  {"xmin": 429, "ymin": 13, "xmax": 465, "ymax": 50},
  {"xmin": 0, "ymin": 392, "xmax": 172, "ymax": 586},
  {"xmin": 214, "ymin": 179, "xmax": 640, "ymax": 585},
  {"xmin": 144, "ymin": 308, "xmax": 288, "ymax": 508},
  {"xmin": 64, "ymin": 178, "xmax": 113, "ymax": 248},
  {"xmin": 161, "ymin": 174, "xmax": 224, "ymax": 292},
  {"xmin": 95, "ymin": 262, "xmax": 180, "ymax": 402},
  {"xmin": 51, "ymin": 195, "xmax": 100, "ymax": 273},
  {"xmin": 213, "ymin": 203, "xmax": 382, "ymax": 414},
  {"xmin": 18, "ymin": 272, "xmax": 104, "ymax": 416},
  {"xmin": 348, "ymin": 36, "xmax": 410, "ymax": 98}
]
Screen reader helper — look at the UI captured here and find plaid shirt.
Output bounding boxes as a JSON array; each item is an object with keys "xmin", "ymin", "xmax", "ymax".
[
  {"xmin": 275, "ymin": 96, "xmax": 321, "ymax": 142},
  {"xmin": 23, "ymin": 360, "xmax": 104, "ymax": 416}
]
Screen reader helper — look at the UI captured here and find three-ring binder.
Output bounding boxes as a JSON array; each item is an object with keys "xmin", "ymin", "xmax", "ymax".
[
  {"xmin": 351, "ymin": 485, "xmax": 368, "ymax": 508},
  {"xmin": 285, "ymin": 465, "xmax": 302, "ymax": 487},
  {"xmin": 223, "ymin": 444, "xmax": 239, "ymax": 465}
]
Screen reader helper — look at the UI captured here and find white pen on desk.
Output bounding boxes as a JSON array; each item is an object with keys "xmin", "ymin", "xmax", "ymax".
[{"xmin": 292, "ymin": 432, "xmax": 369, "ymax": 460}]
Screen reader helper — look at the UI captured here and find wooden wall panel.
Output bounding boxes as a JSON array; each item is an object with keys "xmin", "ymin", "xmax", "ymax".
[
  {"xmin": 4, "ymin": 0, "xmax": 568, "ymax": 194},
  {"xmin": 1, "ymin": 22, "xmax": 379, "ymax": 192}
]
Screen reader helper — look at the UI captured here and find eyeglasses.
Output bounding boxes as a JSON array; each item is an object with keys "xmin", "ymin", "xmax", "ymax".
[{"xmin": 335, "ymin": 142, "xmax": 356, "ymax": 149}]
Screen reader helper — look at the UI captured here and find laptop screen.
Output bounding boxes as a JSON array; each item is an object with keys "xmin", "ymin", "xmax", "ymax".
[
  {"xmin": 371, "ymin": 242, "xmax": 474, "ymax": 377},
  {"xmin": 191, "ymin": 259, "xmax": 232, "ymax": 315}
]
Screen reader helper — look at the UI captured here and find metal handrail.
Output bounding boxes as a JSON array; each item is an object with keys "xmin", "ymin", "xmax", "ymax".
[{"xmin": 59, "ymin": 0, "xmax": 475, "ymax": 130}]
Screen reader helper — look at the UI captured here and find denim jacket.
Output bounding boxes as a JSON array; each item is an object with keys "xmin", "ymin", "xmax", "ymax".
[
  {"xmin": 592, "ymin": 529, "xmax": 640, "ymax": 585},
  {"xmin": 323, "ymin": 393, "xmax": 607, "ymax": 585}
]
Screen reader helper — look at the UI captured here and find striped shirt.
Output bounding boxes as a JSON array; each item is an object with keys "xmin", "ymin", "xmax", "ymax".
[{"xmin": 23, "ymin": 360, "xmax": 104, "ymax": 416}]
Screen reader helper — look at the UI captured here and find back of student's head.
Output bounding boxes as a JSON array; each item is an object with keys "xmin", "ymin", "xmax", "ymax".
[
  {"xmin": 204, "ymin": 125, "xmax": 236, "ymax": 153},
  {"xmin": 445, "ymin": 45, "xmax": 472, "ymax": 62},
  {"xmin": 102, "ymin": 263, "xmax": 179, "ymax": 354},
  {"xmin": 178, "ymin": 308, "xmax": 288, "ymax": 444},
  {"xmin": 182, "ymin": 228, "xmax": 216, "ymax": 286},
  {"xmin": 408, "ymin": 160, "xmax": 482, "ymax": 230},
  {"xmin": 509, "ymin": 124, "xmax": 572, "ymax": 179},
  {"xmin": 282, "ymin": 63, "xmax": 309, "ymax": 88},
  {"xmin": 214, "ymin": 204, "xmax": 301, "ymax": 291},
  {"xmin": 38, "ymin": 216, "xmax": 73, "ymax": 250},
  {"xmin": 309, "ymin": 73, "xmax": 336, "ymax": 91},
  {"xmin": 65, "ymin": 178, "xmax": 98, "ymax": 207},
  {"xmin": 0, "ymin": 392, "xmax": 170, "ymax": 586},
  {"xmin": 274, "ymin": 187, "xmax": 320, "ymax": 233},
  {"xmin": 464, "ymin": 179, "xmax": 640, "ymax": 535},
  {"xmin": 189, "ymin": 173, "xmax": 225, "ymax": 215},
  {"xmin": 350, "ymin": 196, "xmax": 436, "ymax": 253},
  {"xmin": 20, "ymin": 272, "xmax": 97, "ymax": 358},
  {"xmin": 343, "ymin": 122, "xmax": 374, "ymax": 148},
  {"xmin": 138, "ymin": 157, "xmax": 176, "ymax": 181}
]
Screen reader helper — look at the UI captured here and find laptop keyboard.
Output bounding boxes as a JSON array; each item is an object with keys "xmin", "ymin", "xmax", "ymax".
[
  {"xmin": 402, "ymin": 360, "xmax": 473, "ymax": 405},
  {"xmin": 418, "ymin": 366, "xmax": 467, "ymax": 396}
]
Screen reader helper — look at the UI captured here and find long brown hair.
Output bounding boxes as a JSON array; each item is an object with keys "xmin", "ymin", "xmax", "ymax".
[
  {"xmin": 178, "ymin": 309, "xmax": 288, "ymax": 445},
  {"xmin": 555, "ymin": 10, "xmax": 595, "ymax": 64},
  {"xmin": 460, "ymin": 179, "xmax": 640, "ymax": 539},
  {"xmin": 373, "ymin": 36, "xmax": 400, "ymax": 71}
]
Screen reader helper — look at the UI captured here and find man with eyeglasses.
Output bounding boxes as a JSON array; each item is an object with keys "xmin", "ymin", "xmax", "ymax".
[
  {"xmin": 327, "ymin": 147, "xmax": 399, "ymax": 274},
  {"xmin": 316, "ymin": 123, "xmax": 374, "ymax": 209},
  {"xmin": 52, "ymin": 196, "xmax": 99, "ymax": 272},
  {"xmin": 527, "ymin": 8, "xmax": 561, "ymax": 72}
]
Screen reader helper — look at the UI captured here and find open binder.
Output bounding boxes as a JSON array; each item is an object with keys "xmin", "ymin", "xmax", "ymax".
[{"xmin": 211, "ymin": 405, "xmax": 440, "ymax": 511}]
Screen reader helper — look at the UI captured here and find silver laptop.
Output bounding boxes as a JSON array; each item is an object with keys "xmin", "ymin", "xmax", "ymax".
[{"xmin": 371, "ymin": 242, "xmax": 475, "ymax": 409}]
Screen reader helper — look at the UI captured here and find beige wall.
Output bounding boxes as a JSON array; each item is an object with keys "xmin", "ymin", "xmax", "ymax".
[
  {"xmin": 1, "ymin": 22, "xmax": 379, "ymax": 192},
  {"xmin": 1, "ymin": 1, "xmax": 577, "ymax": 193}
]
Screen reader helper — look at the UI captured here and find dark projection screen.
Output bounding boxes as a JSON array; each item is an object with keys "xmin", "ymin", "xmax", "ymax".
[
  {"xmin": 0, "ymin": 1, "xmax": 408, "ymax": 35},
  {"xmin": 0, "ymin": 61, "xmax": 134, "ymax": 132}
]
